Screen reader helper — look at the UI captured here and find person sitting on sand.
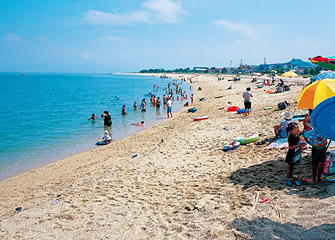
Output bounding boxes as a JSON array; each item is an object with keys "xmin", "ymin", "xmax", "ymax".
[
  {"xmin": 274, "ymin": 111, "xmax": 292, "ymax": 138},
  {"xmin": 198, "ymin": 86, "xmax": 202, "ymax": 91},
  {"xmin": 102, "ymin": 130, "xmax": 112, "ymax": 144},
  {"xmin": 131, "ymin": 121, "xmax": 146, "ymax": 127},
  {"xmin": 88, "ymin": 113, "xmax": 101, "ymax": 121}
]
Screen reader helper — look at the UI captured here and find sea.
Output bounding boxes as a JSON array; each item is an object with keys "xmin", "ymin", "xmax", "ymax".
[{"xmin": 0, "ymin": 73, "xmax": 192, "ymax": 180}]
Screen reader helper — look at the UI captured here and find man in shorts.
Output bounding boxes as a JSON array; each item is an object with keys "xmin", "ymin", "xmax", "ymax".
[
  {"xmin": 243, "ymin": 87, "xmax": 253, "ymax": 116},
  {"xmin": 167, "ymin": 97, "xmax": 173, "ymax": 118}
]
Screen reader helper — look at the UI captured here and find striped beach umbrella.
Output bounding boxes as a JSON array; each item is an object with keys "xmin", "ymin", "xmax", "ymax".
[
  {"xmin": 309, "ymin": 56, "xmax": 335, "ymax": 70},
  {"xmin": 297, "ymin": 79, "xmax": 335, "ymax": 109},
  {"xmin": 311, "ymin": 71, "xmax": 335, "ymax": 82}
]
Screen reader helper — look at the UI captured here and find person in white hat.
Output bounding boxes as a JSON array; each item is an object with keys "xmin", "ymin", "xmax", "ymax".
[
  {"xmin": 102, "ymin": 130, "xmax": 112, "ymax": 144},
  {"xmin": 273, "ymin": 111, "xmax": 293, "ymax": 138}
]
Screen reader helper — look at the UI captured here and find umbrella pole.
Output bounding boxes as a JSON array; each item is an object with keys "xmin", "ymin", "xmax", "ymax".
[{"xmin": 326, "ymin": 140, "xmax": 332, "ymax": 152}]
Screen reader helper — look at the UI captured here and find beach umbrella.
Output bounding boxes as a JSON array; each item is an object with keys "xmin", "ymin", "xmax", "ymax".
[
  {"xmin": 310, "ymin": 96, "xmax": 335, "ymax": 141},
  {"xmin": 311, "ymin": 71, "xmax": 335, "ymax": 82},
  {"xmin": 281, "ymin": 71, "xmax": 299, "ymax": 78},
  {"xmin": 297, "ymin": 79, "xmax": 335, "ymax": 109},
  {"xmin": 309, "ymin": 56, "xmax": 335, "ymax": 70}
]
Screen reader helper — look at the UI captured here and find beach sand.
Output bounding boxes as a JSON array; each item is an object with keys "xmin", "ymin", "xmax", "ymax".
[{"xmin": 1, "ymin": 74, "xmax": 335, "ymax": 239}]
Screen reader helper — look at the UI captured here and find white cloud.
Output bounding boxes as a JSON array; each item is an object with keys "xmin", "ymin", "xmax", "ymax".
[
  {"xmin": 4, "ymin": 33, "xmax": 25, "ymax": 43},
  {"xmin": 83, "ymin": 0, "xmax": 184, "ymax": 26},
  {"xmin": 142, "ymin": 0, "xmax": 185, "ymax": 23},
  {"xmin": 215, "ymin": 20, "xmax": 260, "ymax": 38},
  {"xmin": 83, "ymin": 10, "xmax": 150, "ymax": 26}
]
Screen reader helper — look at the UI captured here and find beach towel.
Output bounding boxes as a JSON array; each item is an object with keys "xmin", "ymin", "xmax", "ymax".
[
  {"xmin": 263, "ymin": 138, "xmax": 335, "ymax": 150},
  {"xmin": 321, "ymin": 156, "xmax": 335, "ymax": 182}
]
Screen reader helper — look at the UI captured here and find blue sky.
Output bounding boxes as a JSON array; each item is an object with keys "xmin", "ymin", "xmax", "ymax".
[{"xmin": 1, "ymin": 0, "xmax": 334, "ymax": 73}]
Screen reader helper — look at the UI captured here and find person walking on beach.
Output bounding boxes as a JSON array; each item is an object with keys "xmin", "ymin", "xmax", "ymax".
[
  {"xmin": 101, "ymin": 111, "xmax": 112, "ymax": 127},
  {"xmin": 167, "ymin": 97, "xmax": 173, "ymax": 118},
  {"xmin": 191, "ymin": 94, "xmax": 194, "ymax": 105},
  {"xmin": 243, "ymin": 87, "xmax": 253, "ymax": 116}
]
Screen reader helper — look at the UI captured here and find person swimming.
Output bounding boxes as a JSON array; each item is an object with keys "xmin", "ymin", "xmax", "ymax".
[
  {"xmin": 131, "ymin": 121, "xmax": 146, "ymax": 127},
  {"xmin": 88, "ymin": 113, "xmax": 101, "ymax": 120}
]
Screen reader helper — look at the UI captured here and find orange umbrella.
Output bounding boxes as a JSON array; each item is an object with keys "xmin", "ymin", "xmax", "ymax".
[{"xmin": 297, "ymin": 79, "xmax": 335, "ymax": 109}]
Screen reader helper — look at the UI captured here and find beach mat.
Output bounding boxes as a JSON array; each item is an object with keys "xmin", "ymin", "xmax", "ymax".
[{"xmin": 263, "ymin": 138, "xmax": 335, "ymax": 150}]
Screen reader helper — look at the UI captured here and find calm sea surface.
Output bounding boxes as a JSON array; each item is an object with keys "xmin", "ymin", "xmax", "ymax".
[{"xmin": 0, "ymin": 73, "xmax": 192, "ymax": 180}]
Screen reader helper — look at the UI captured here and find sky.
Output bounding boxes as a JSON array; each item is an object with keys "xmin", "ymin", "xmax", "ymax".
[{"xmin": 1, "ymin": 0, "xmax": 335, "ymax": 73}]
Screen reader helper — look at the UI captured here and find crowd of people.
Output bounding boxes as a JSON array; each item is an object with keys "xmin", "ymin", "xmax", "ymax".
[{"xmin": 88, "ymin": 78, "xmax": 192, "ymax": 144}]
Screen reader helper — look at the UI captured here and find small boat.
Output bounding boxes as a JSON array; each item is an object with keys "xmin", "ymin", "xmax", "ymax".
[{"xmin": 193, "ymin": 116, "xmax": 209, "ymax": 121}]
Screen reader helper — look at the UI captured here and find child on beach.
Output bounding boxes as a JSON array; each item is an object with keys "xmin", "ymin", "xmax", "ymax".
[
  {"xmin": 242, "ymin": 87, "xmax": 253, "ymax": 116},
  {"xmin": 102, "ymin": 130, "xmax": 112, "ymax": 144},
  {"xmin": 285, "ymin": 122, "xmax": 305, "ymax": 186},
  {"xmin": 303, "ymin": 122, "xmax": 328, "ymax": 184},
  {"xmin": 274, "ymin": 111, "xmax": 292, "ymax": 138}
]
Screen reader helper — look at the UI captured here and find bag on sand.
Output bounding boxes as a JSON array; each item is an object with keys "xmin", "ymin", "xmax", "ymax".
[{"xmin": 278, "ymin": 101, "xmax": 287, "ymax": 110}]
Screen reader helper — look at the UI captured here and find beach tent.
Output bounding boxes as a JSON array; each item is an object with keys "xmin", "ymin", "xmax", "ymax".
[
  {"xmin": 310, "ymin": 56, "xmax": 335, "ymax": 70},
  {"xmin": 297, "ymin": 79, "xmax": 335, "ymax": 109},
  {"xmin": 311, "ymin": 71, "xmax": 335, "ymax": 82},
  {"xmin": 281, "ymin": 71, "xmax": 299, "ymax": 78}
]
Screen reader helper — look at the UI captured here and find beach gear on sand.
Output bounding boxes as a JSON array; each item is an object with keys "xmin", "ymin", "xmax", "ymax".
[
  {"xmin": 188, "ymin": 108, "xmax": 198, "ymax": 113},
  {"xmin": 223, "ymin": 140, "xmax": 240, "ymax": 152},
  {"xmin": 237, "ymin": 108, "xmax": 252, "ymax": 114},
  {"xmin": 234, "ymin": 134, "xmax": 259, "ymax": 145},
  {"xmin": 260, "ymin": 198, "xmax": 270, "ymax": 203},
  {"xmin": 264, "ymin": 106, "xmax": 272, "ymax": 110},
  {"xmin": 310, "ymin": 96, "xmax": 335, "ymax": 141},
  {"xmin": 200, "ymin": 98, "xmax": 206, "ymax": 101},
  {"xmin": 96, "ymin": 140, "xmax": 110, "ymax": 145},
  {"xmin": 215, "ymin": 95, "xmax": 223, "ymax": 98},
  {"xmin": 193, "ymin": 116, "xmax": 209, "ymax": 121},
  {"xmin": 227, "ymin": 106, "xmax": 240, "ymax": 112},
  {"xmin": 257, "ymin": 85, "xmax": 264, "ymax": 88},
  {"xmin": 266, "ymin": 90, "xmax": 273, "ymax": 94}
]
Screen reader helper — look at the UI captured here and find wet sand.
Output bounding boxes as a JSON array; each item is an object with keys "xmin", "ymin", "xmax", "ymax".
[{"xmin": 1, "ymin": 73, "xmax": 335, "ymax": 239}]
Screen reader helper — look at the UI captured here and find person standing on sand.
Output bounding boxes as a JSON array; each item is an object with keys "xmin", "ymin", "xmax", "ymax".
[
  {"xmin": 243, "ymin": 87, "xmax": 253, "ymax": 116},
  {"xmin": 167, "ymin": 97, "xmax": 173, "ymax": 118}
]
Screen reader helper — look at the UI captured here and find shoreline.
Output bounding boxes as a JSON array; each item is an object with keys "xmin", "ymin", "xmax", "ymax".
[
  {"xmin": 2, "ymin": 73, "xmax": 335, "ymax": 239},
  {"xmin": 0, "ymin": 73, "xmax": 192, "ymax": 181}
]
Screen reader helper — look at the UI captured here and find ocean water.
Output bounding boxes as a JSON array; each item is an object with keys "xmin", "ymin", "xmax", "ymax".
[{"xmin": 0, "ymin": 73, "xmax": 192, "ymax": 180}]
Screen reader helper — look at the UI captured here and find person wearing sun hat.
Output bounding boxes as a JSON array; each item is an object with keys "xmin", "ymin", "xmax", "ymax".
[{"xmin": 273, "ymin": 111, "xmax": 293, "ymax": 138}]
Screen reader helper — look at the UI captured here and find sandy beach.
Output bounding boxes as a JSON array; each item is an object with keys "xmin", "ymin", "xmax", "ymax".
[{"xmin": 1, "ymin": 73, "xmax": 335, "ymax": 239}]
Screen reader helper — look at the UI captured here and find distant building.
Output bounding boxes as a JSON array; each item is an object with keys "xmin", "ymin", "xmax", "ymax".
[
  {"xmin": 193, "ymin": 67, "xmax": 208, "ymax": 72},
  {"xmin": 256, "ymin": 58, "xmax": 317, "ymax": 73}
]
